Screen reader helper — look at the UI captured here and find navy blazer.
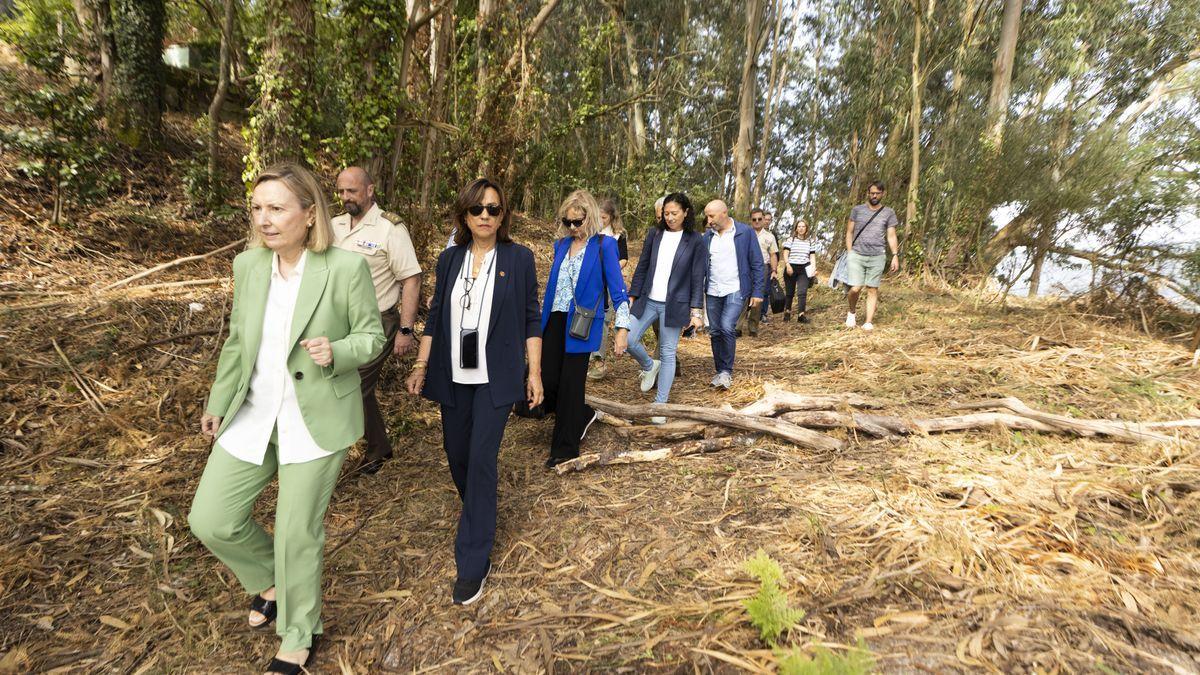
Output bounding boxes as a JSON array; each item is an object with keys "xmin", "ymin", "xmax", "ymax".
[
  {"xmin": 422, "ymin": 242, "xmax": 541, "ymax": 409},
  {"xmin": 541, "ymin": 235, "xmax": 629, "ymax": 354},
  {"xmin": 628, "ymin": 227, "xmax": 706, "ymax": 328},
  {"xmin": 702, "ymin": 220, "xmax": 766, "ymax": 300}
]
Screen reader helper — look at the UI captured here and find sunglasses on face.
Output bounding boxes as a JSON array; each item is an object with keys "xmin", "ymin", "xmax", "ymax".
[
  {"xmin": 561, "ymin": 217, "xmax": 585, "ymax": 229},
  {"xmin": 751, "ymin": 216, "xmax": 762, "ymax": 221},
  {"xmin": 468, "ymin": 204, "xmax": 502, "ymax": 216}
]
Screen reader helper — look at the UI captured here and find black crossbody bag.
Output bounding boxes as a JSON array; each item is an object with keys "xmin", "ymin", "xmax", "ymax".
[{"xmin": 567, "ymin": 237, "xmax": 607, "ymax": 341}]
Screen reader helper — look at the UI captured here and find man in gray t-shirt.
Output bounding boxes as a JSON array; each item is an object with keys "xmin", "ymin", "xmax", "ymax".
[{"xmin": 843, "ymin": 181, "xmax": 900, "ymax": 331}]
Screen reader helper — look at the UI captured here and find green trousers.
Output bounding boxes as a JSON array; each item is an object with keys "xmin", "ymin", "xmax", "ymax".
[{"xmin": 188, "ymin": 442, "xmax": 346, "ymax": 652}]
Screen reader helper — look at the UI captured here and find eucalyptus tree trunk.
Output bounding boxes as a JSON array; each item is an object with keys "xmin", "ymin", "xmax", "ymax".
[
  {"xmin": 904, "ymin": 0, "xmax": 926, "ymax": 244},
  {"xmin": 249, "ymin": 0, "xmax": 316, "ymax": 170},
  {"xmin": 751, "ymin": 0, "xmax": 786, "ymax": 206},
  {"xmin": 606, "ymin": 0, "xmax": 646, "ymax": 163},
  {"xmin": 473, "ymin": 0, "xmax": 498, "ymax": 134},
  {"xmin": 984, "ymin": 0, "xmax": 1022, "ymax": 152},
  {"xmin": 71, "ymin": 0, "xmax": 115, "ymax": 102},
  {"xmin": 207, "ymin": 0, "xmax": 236, "ymax": 194},
  {"xmin": 107, "ymin": 0, "xmax": 165, "ymax": 148},
  {"xmin": 731, "ymin": 0, "xmax": 765, "ymax": 216},
  {"xmin": 419, "ymin": 11, "xmax": 454, "ymax": 216}
]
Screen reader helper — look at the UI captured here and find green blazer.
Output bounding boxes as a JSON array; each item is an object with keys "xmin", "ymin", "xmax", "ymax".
[{"xmin": 205, "ymin": 246, "xmax": 385, "ymax": 452}]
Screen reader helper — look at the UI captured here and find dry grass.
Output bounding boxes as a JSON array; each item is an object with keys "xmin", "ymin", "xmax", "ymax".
[{"xmin": 2, "ymin": 196, "xmax": 1199, "ymax": 673}]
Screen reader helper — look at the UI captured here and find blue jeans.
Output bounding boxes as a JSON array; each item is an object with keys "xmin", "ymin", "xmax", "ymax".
[
  {"xmin": 626, "ymin": 300, "xmax": 682, "ymax": 404},
  {"xmin": 706, "ymin": 290, "xmax": 742, "ymax": 374}
]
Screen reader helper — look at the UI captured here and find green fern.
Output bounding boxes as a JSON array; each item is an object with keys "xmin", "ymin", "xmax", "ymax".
[
  {"xmin": 743, "ymin": 549, "xmax": 788, "ymax": 587},
  {"xmin": 742, "ymin": 550, "xmax": 805, "ymax": 645},
  {"xmin": 777, "ymin": 640, "xmax": 875, "ymax": 675}
]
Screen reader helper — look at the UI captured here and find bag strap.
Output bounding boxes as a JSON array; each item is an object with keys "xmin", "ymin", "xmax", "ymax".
[
  {"xmin": 567, "ymin": 235, "xmax": 606, "ymax": 314},
  {"xmin": 851, "ymin": 207, "xmax": 885, "ymax": 248}
]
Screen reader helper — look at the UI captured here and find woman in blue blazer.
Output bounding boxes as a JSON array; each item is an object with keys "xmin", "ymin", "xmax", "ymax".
[
  {"xmin": 540, "ymin": 189, "xmax": 630, "ymax": 468},
  {"xmin": 625, "ymin": 192, "xmax": 706, "ymax": 421},
  {"xmin": 406, "ymin": 178, "xmax": 543, "ymax": 605}
]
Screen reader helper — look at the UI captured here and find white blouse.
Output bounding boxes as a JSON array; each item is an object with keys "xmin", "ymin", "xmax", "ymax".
[
  {"xmin": 649, "ymin": 230, "xmax": 683, "ymax": 302},
  {"xmin": 449, "ymin": 249, "xmax": 496, "ymax": 385},
  {"xmin": 217, "ymin": 252, "xmax": 333, "ymax": 466}
]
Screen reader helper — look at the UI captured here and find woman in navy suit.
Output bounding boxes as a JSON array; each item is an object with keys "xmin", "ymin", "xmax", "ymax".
[
  {"xmin": 625, "ymin": 192, "xmax": 706, "ymax": 423},
  {"xmin": 541, "ymin": 189, "xmax": 630, "ymax": 468},
  {"xmin": 406, "ymin": 178, "xmax": 543, "ymax": 605}
]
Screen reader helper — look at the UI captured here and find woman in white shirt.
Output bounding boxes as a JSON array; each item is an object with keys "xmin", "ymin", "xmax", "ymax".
[
  {"xmin": 406, "ymin": 178, "xmax": 543, "ymax": 606},
  {"xmin": 625, "ymin": 192, "xmax": 706, "ymax": 422},
  {"xmin": 780, "ymin": 220, "xmax": 817, "ymax": 323}
]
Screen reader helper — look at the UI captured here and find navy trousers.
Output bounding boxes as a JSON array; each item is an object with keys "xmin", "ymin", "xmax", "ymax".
[{"xmin": 440, "ymin": 383, "xmax": 513, "ymax": 582}]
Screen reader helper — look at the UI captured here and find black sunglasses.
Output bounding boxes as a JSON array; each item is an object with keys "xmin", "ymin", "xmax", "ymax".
[
  {"xmin": 561, "ymin": 217, "xmax": 585, "ymax": 229},
  {"xmin": 468, "ymin": 204, "xmax": 502, "ymax": 216}
]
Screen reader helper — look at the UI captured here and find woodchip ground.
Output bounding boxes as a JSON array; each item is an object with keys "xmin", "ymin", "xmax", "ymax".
[{"xmin": 2, "ymin": 208, "xmax": 1199, "ymax": 673}]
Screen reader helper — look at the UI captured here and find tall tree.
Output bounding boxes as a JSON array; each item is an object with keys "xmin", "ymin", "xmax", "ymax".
[
  {"xmin": 107, "ymin": 0, "xmax": 165, "ymax": 148},
  {"xmin": 206, "ymin": 0, "xmax": 236, "ymax": 194},
  {"xmin": 731, "ymin": 0, "xmax": 766, "ymax": 215},
  {"xmin": 984, "ymin": 0, "xmax": 1022, "ymax": 152},
  {"xmin": 248, "ymin": 0, "xmax": 317, "ymax": 171}
]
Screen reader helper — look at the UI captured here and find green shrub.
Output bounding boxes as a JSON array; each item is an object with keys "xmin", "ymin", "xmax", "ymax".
[{"xmin": 0, "ymin": 72, "xmax": 118, "ymax": 224}]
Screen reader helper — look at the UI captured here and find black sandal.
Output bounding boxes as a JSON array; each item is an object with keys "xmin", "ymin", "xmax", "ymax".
[
  {"xmin": 249, "ymin": 594, "xmax": 277, "ymax": 629},
  {"xmin": 264, "ymin": 636, "xmax": 320, "ymax": 675}
]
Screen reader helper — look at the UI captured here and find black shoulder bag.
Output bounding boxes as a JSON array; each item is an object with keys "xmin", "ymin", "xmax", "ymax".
[{"xmin": 567, "ymin": 236, "xmax": 607, "ymax": 341}]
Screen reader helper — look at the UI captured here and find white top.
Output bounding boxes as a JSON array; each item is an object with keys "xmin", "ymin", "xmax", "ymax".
[
  {"xmin": 782, "ymin": 237, "xmax": 811, "ymax": 265},
  {"xmin": 449, "ymin": 249, "xmax": 497, "ymax": 385},
  {"xmin": 217, "ymin": 252, "xmax": 332, "ymax": 466},
  {"xmin": 649, "ymin": 230, "xmax": 683, "ymax": 302},
  {"xmin": 707, "ymin": 225, "xmax": 740, "ymax": 297}
]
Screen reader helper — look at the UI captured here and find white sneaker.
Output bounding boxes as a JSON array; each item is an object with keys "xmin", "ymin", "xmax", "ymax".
[
  {"xmin": 639, "ymin": 360, "xmax": 661, "ymax": 392},
  {"xmin": 649, "ymin": 416, "xmax": 667, "ymax": 425},
  {"xmin": 710, "ymin": 373, "xmax": 723, "ymax": 387},
  {"xmin": 717, "ymin": 372, "xmax": 733, "ymax": 389},
  {"xmin": 845, "ymin": 313, "xmax": 857, "ymax": 328},
  {"xmin": 862, "ymin": 322, "xmax": 874, "ymax": 331}
]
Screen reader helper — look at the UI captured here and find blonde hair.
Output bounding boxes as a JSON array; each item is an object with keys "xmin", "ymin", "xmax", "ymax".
[
  {"xmin": 599, "ymin": 197, "xmax": 625, "ymax": 237},
  {"xmin": 556, "ymin": 189, "xmax": 603, "ymax": 240},
  {"xmin": 247, "ymin": 163, "xmax": 333, "ymax": 252}
]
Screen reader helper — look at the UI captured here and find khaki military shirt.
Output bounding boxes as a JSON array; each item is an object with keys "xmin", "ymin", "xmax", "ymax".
[{"xmin": 331, "ymin": 203, "xmax": 422, "ymax": 312}]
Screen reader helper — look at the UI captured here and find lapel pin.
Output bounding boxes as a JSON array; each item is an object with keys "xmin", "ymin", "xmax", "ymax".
[{"xmin": 499, "ymin": 271, "xmax": 506, "ymax": 277}]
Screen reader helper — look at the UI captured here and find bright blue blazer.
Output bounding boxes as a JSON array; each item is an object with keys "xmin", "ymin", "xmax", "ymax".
[
  {"xmin": 541, "ymin": 235, "xmax": 629, "ymax": 354},
  {"xmin": 702, "ymin": 220, "xmax": 766, "ymax": 301}
]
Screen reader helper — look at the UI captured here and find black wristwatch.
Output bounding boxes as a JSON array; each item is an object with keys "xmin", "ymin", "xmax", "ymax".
[{"xmin": 399, "ymin": 326, "xmax": 414, "ymax": 336}]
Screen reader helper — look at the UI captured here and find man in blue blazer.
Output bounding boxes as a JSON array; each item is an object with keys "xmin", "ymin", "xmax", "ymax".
[{"xmin": 702, "ymin": 199, "xmax": 765, "ymax": 389}]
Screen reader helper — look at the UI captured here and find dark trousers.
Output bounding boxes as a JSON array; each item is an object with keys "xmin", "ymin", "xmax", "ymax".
[
  {"xmin": 541, "ymin": 312, "xmax": 593, "ymax": 461},
  {"xmin": 440, "ymin": 382, "xmax": 513, "ymax": 581},
  {"xmin": 783, "ymin": 265, "xmax": 811, "ymax": 315},
  {"xmin": 358, "ymin": 308, "xmax": 399, "ymax": 461}
]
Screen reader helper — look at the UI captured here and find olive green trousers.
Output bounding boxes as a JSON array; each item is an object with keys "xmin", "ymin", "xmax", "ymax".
[{"xmin": 188, "ymin": 443, "xmax": 346, "ymax": 652}]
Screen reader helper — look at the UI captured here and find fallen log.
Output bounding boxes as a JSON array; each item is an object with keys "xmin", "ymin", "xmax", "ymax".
[
  {"xmin": 585, "ymin": 395, "xmax": 845, "ymax": 453},
  {"xmin": 780, "ymin": 410, "xmax": 1063, "ymax": 437},
  {"xmin": 99, "ymin": 238, "xmax": 246, "ymax": 291},
  {"xmin": 555, "ymin": 435, "xmax": 759, "ymax": 473},
  {"xmin": 738, "ymin": 382, "xmax": 883, "ymax": 417},
  {"xmin": 953, "ymin": 397, "xmax": 1172, "ymax": 444}
]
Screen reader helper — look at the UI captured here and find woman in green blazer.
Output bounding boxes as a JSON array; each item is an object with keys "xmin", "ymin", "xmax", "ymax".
[{"xmin": 188, "ymin": 163, "xmax": 384, "ymax": 674}]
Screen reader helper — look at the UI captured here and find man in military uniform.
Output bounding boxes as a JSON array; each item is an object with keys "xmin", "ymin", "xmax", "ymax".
[{"xmin": 332, "ymin": 166, "xmax": 422, "ymax": 475}]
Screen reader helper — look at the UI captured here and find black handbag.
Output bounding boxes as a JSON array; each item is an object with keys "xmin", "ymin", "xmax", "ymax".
[
  {"xmin": 769, "ymin": 278, "xmax": 786, "ymax": 314},
  {"xmin": 567, "ymin": 237, "xmax": 607, "ymax": 341}
]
